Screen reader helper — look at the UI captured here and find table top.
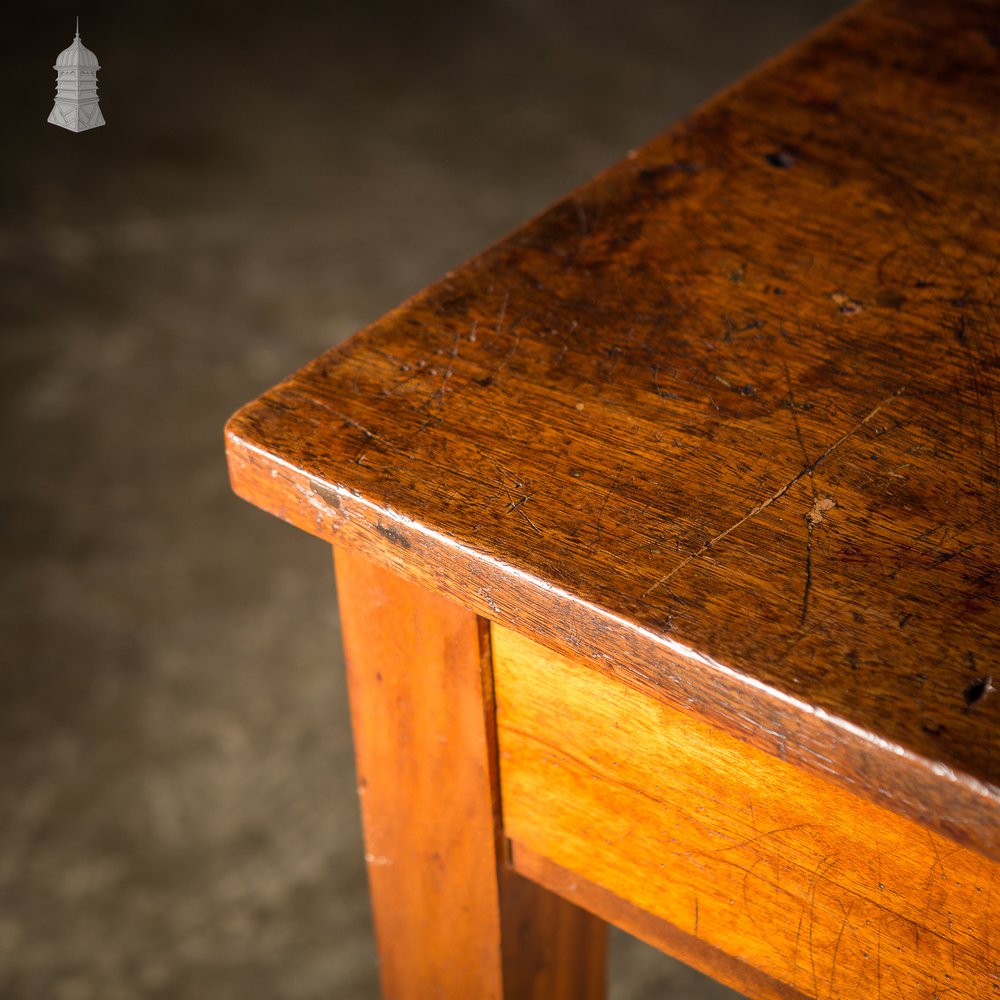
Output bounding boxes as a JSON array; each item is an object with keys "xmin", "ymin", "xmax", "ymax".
[{"xmin": 227, "ymin": 0, "xmax": 1000, "ymax": 862}]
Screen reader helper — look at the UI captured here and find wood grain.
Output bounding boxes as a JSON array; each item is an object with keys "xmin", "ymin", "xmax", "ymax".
[
  {"xmin": 512, "ymin": 843, "xmax": 806, "ymax": 1000},
  {"xmin": 493, "ymin": 623, "xmax": 1000, "ymax": 1000},
  {"xmin": 333, "ymin": 546, "xmax": 605, "ymax": 999},
  {"xmin": 227, "ymin": 0, "xmax": 1000, "ymax": 860}
]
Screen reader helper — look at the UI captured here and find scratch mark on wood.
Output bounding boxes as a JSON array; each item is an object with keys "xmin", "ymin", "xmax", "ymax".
[
  {"xmin": 807, "ymin": 854, "xmax": 838, "ymax": 999},
  {"xmin": 709, "ymin": 822, "xmax": 822, "ymax": 855},
  {"xmin": 800, "ymin": 526, "xmax": 814, "ymax": 628},
  {"xmin": 595, "ymin": 467, "xmax": 624, "ymax": 546},
  {"xmin": 651, "ymin": 363, "xmax": 681, "ymax": 400},
  {"xmin": 800, "ymin": 495, "xmax": 835, "ymax": 626},
  {"xmin": 877, "ymin": 920, "xmax": 883, "ymax": 1000},
  {"xmin": 286, "ymin": 389, "xmax": 419, "ymax": 461},
  {"xmin": 828, "ymin": 899, "xmax": 854, "ymax": 1000},
  {"xmin": 495, "ymin": 290, "xmax": 510, "ymax": 335},
  {"xmin": 783, "ymin": 361, "xmax": 825, "ymax": 628},
  {"xmin": 643, "ymin": 386, "xmax": 908, "ymax": 596},
  {"xmin": 494, "ymin": 463, "xmax": 541, "ymax": 534},
  {"xmin": 791, "ymin": 892, "xmax": 807, "ymax": 989},
  {"xmin": 429, "ymin": 330, "xmax": 461, "ymax": 408}
]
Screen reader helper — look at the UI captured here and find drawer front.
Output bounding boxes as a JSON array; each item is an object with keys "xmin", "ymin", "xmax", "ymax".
[{"xmin": 492, "ymin": 623, "xmax": 998, "ymax": 1000}]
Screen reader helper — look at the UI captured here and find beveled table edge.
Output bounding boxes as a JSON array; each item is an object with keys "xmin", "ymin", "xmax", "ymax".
[{"xmin": 225, "ymin": 428, "xmax": 1000, "ymax": 865}]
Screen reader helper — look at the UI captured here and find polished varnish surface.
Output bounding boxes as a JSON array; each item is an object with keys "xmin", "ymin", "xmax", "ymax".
[{"xmin": 227, "ymin": 0, "xmax": 1000, "ymax": 860}]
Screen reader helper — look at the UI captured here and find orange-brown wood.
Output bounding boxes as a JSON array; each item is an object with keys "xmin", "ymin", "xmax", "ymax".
[
  {"xmin": 492, "ymin": 623, "xmax": 1000, "ymax": 1000},
  {"xmin": 333, "ymin": 545, "xmax": 605, "ymax": 999},
  {"xmin": 499, "ymin": 858, "xmax": 607, "ymax": 999},
  {"xmin": 512, "ymin": 843, "xmax": 805, "ymax": 1000},
  {"xmin": 227, "ymin": 0, "xmax": 1000, "ymax": 862}
]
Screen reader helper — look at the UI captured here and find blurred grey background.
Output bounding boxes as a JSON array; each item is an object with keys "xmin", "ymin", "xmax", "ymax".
[{"xmin": 1, "ymin": 1, "xmax": 845, "ymax": 997}]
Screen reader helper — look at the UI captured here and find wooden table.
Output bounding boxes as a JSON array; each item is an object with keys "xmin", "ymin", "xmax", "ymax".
[{"xmin": 226, "ymin": 1, "xmax": 1000, "ymax": 995}]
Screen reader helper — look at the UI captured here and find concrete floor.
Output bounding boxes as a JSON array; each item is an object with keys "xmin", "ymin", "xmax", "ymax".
[{"xmin": 1, "ymin": 1, "xmax": 845, "ymax": 997}]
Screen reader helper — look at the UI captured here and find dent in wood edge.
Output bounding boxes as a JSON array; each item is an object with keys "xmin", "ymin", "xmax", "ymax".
[{"xmin": 224, "ymin": 422, "xmax": 1000, "ymax": 862}]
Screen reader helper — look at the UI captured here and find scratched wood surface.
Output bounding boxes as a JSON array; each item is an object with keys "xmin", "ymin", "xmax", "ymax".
[
  {"xmin": 494, "ymin": 624, "xmax": 1000, "ymax": 1000},
  {"xmin": 227, "ymin": 0, "xmax": 1000, "ymax": 860}
]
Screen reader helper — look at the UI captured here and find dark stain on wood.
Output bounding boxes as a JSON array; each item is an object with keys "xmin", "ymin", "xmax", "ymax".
[
  {"xmin": 964, "ymin": 675, "xmax": 994, "ymax": 710},
  {"xmin": 374, "ymin": 521, "xmax": 412, "ymax": 550}
]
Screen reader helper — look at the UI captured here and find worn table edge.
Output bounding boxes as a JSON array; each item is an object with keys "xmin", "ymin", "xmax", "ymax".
[{"xmin": 225, "ymin": 422, "xmax": 1000, "ymax": 865}]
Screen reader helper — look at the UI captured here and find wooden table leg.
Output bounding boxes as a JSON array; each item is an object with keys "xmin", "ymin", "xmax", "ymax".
[{"xmin": 333, "ymin": 544, "xmax": 606, "ymax": 999}]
